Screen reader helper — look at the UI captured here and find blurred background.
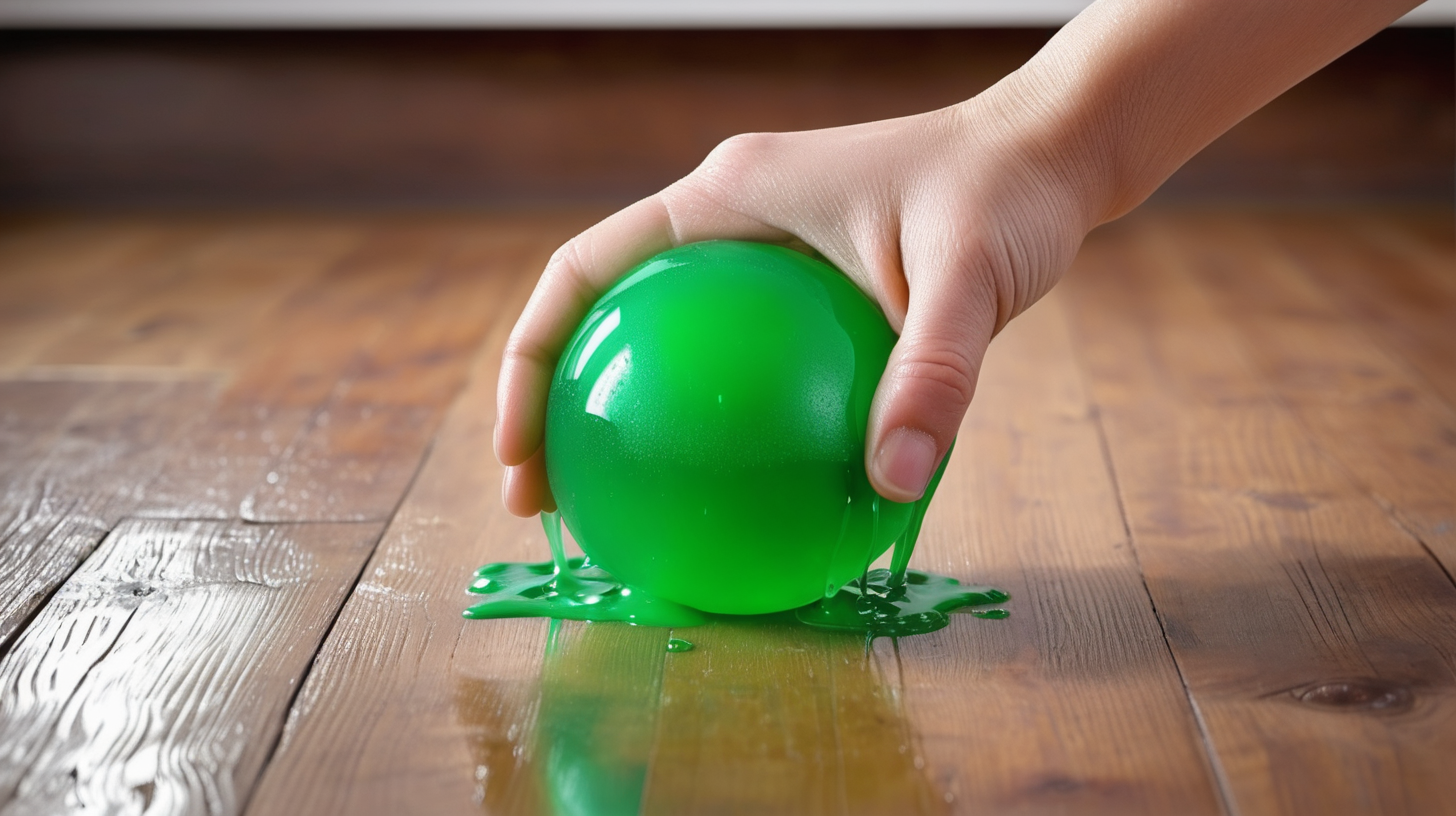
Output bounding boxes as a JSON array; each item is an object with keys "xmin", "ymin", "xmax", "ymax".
[{"xmin": 0, "ymin": 0, "xmax": 1451, "ymax": 210}]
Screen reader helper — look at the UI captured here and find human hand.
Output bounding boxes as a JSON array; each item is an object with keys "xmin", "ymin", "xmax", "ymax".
[
  {"xmin": 494, "ymin": 0, "xmax": 1420, "ymax": 518},
  {"xmin": 493, "ymin": 79, "xmax": 1109, "ymax": 517}
]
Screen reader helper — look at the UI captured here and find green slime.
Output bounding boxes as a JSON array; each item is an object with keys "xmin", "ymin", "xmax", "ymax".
[
  {"xmin": 545, "ymin": 240, "xmax": 913, "ymax": 614},
  {"xmin": 467, "ymin": 441, "xmax": 1007, "ymax": 637},
  {"xmin": 465, "ymin": 511, "xmax": 706, "ymax": 628},
  {"xmin": 465, "ymin": 241, "xmax": 1008, "ymax": 637}
]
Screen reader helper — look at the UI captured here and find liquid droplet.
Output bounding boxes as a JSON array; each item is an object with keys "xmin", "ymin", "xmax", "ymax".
[{"xmin": 666, "ymin": 638, "xmax": 695, "ymax": 653}]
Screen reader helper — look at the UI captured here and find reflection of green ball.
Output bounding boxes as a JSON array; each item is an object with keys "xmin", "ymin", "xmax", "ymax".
[{"xmin": 545, "ymin": 240, "xmax": 911, "ymax": 615}]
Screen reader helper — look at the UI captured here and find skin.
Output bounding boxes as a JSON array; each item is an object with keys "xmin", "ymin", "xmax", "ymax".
[{"xmin": 496, "ymin": 0, "xmax": 1425, "ymax": 516}]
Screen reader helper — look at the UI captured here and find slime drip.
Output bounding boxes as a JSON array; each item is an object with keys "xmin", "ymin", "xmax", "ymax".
[
  {"xmin": 795, "ymin": 440, "xmax": 1009, "ymax": 638},
  {"xmin": 464, "ymin": 512, "xmax": 707, "ymax": 628},
  {"xmin": 465, "ymin": 242, "xmax": 1008, "ymax": 637},
  {"xmin": 465, "ymin": 443, "xmax": 1009, "ymax": 638}
]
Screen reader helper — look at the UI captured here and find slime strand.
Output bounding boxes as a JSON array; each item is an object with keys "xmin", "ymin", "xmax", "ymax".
[
  {"xmin": 463, "ymin": 243, "xmax": 1007, "ymax": 638},
  {"xmin": 542, "ymin": 510, "xmax": 579, "ymax": 590},
  {"xmin": 464, "ymin": 516, "xmax": 707, "ymax": 628},
  {"xmin": 888, "ymin": 440, "xmax": 956, "ymax": 589}
]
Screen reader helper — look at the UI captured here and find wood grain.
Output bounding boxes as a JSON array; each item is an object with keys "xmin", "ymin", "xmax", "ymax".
[
  {"xmin": 238, "ymin": 224, "xmax": 532, "ymax": 522},
  {"xmin": 1153, "ymin": 214, "xmax": 1456, "ymax": 575},
  {"xmin": 0, "ymin": 378, "xmax": 218, "ymax": 651},
  {"xmin": 881, "ymin": 294, "xmax": 1225, "ymax": 815},
  {"xmin": 0, "ymin": 518, "xmax": 382, "ymax": 815},
  {"xmin": 31, "ymin": 220, "xmax": 360, "ymax": 372},
  {"xmin": 137, "ymin": 222, "xmax": 456, "ymax": 521},
  {"xmin": 1262, "ymin": 213, "xmax": 1456, "ymax": 410},
  {"xmin": 2, "ymin": 207, "xmax": 1453, "ymax": 815},
  {"xmin": 244, "ymin": 229, "xmax": 570, "ymax": 815},
  {"xmin": 1061, "ymin": 218, "xmax": 1456, "ymax": 815},
  {"xmin": 0, "ymin": 220, "xmax": 198, "ymax": 370}
]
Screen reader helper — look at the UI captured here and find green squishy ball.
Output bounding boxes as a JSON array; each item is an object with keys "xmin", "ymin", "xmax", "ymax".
[{"xmin": 545, "ymin": 240, "xmax": 913, "ymax": 615}]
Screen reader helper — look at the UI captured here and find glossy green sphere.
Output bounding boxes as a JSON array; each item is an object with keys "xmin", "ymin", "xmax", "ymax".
[{"xmin": 545, "ymin": 241, "xmax": 912, "ymax": 615}]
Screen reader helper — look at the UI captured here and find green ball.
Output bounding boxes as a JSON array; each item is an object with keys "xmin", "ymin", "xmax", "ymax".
[{"xmin": 545, "ymin": 240, "xmax": 912, "ymax": 615}]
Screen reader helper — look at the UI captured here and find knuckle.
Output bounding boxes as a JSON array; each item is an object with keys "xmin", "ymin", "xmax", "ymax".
[
  {"xmin": 500, "ymin": 334, "xmax": 540, "ymax": 365},
  {"xmin": 895, "ymin": 346, "xmax": 979, "ymax": 409},
  {"xmin": 699, "ymin": 131, "xmax": 776, "ymax": 179},
  {"xmin": 544, "ymin": 237, "xmax": 588, "ymax": 278}
]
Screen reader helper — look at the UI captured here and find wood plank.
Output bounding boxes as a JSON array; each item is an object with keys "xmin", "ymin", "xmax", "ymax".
[
  {"xmin": 1153, "ymin": 214, "xmax": 1456, "ymax": 576},
  {"xmin": 0, "ymin": 518, "xmax": 382, "ymax": 815},
  {"xmin": 0, "ymin": 219, "xmax": 186, "ymax": 369},
  {"xmin": 1060, "ymin": 218, "xmax": 1456, "ymax": 815},
  {"xmin": 31, "ymin": 219, "xmax": 362, "ymax": 371},
  {"xmin": 493, "ymin": 620, "xmax": 667, "ymax": 816},
  {"xmin": 1262, "ymin": 212, "xmax": 1456, "ymax": 409},
  {"xmin": 879, "ymin": 293, "xmax": 1225, "ymax": 814},
  {"xmin": 0, "ymin": 380, "xmax": 95, "ymax": 485},
  {"xmin": 641, "ymin": 619, "xmax": 944, "ymax": 816},
  {"xmin": 239, "ymin": 225, "xmax": 534, "ymax": 522},
  {"xmin": 244, "ymin": 231, "xmax": 569, "ymax": 815},
  {"xmin": 252, "ymin": 213, "xmax": 1223, "ymax": 816},
  {"xmin": 134, "ymin": 222, "xmax": 471, "ymax": 521},
  {"xmin": 0, "ymin": 378, "xmax": 218, "ymax": 651}
]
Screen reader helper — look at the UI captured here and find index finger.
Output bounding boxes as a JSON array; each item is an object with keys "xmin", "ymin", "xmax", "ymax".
[
  {"xmin": 494, "ymin": 195, "xmax": 677, "ymax": 468},
  {"xmin": 494, "ymin": 190, "xmax": 793, "ymax": 469}
]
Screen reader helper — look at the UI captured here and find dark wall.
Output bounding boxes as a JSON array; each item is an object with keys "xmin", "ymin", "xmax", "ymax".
[{"xmin": 0, "ymin": 27, "xmax": 1451, "ymax": 209}]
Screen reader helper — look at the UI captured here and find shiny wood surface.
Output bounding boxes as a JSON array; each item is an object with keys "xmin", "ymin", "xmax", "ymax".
[{"xmin": 0, "ymin": 207, "xmax": 1452, "ymax": 815}]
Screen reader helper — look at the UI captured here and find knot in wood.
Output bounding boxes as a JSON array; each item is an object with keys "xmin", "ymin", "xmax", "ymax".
[
  {"xmin": 116, "ymin": 581, "xmax": 155, "ymax": 600},
  {"xmin": 1293, "ymin": 678, "xmax": 1413, "ymax": 714}
]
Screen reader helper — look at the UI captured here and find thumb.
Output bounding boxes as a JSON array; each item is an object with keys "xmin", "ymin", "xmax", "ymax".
[{"xmin": 865, "ymin": 262, "xmax": 1001, "ymax": 503}]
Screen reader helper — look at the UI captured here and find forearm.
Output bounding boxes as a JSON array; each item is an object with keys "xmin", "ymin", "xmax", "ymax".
[{"xmin": 981, "ymin": 0, "xmax": 1423, "ymax": 224}]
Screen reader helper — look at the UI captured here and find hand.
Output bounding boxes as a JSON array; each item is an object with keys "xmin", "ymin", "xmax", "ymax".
[
  {"xmin": 493, "ymin": 81, "xmax": 1106, "ymax": 517},
  {"xmin": 493, "ymin": 0, "xmax": 1418, "ymax": 518}
]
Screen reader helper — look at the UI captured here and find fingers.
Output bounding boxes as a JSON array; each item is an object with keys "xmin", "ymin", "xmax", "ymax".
[
  {"xmin": 502, "ymin": 445, "xmax": 555, "ymax": 518},
  {"xmin": 495, "ymin": 177, "xmax": 795, "ymax": 516},
  {"xmin": 495, "ymin": 195, "xmax": 676, "ymax": 470},
  {"xmin": 865, "ymin": 244, "xmax": 1002, "ymax": 503}
]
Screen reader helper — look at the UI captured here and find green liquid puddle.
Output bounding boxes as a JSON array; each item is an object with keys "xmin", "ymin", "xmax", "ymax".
[
  {"xmin": 793, "ymin": 569, "xmax": 1009, "ymax": 637},
  {"xmin": 466, "ymin": 445, "xmax": 1009, "ymax": 639}
]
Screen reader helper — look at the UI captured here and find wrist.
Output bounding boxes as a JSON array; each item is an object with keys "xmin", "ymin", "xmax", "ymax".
[{"xmin": 945, "ymin": 70, "xmax": 1127, "ymax": 235}]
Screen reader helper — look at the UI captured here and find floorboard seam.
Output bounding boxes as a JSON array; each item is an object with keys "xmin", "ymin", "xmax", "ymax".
[
  {"xmin": 1373, "ymin": 495, "xmax": 1456, "ymax": 591},
  {"xmin": 238, "ymin": 266, "xmax": 534, "ymax": 813},
  {"xmin": 237, "ymin": 432, "xmax": 440, "ymax": 816},
  {"xmin": 1060, "ymin": 294, "xmax": 1240, "ymax": 816},
  {"xmin": 0, "ymin": 509, "xmax": 109, "ymax": 662},
  {"xmin": 1085, "ymin": 399, "xmax": 1241, "ymax": 816},
  {"xmin": 125, "ymin": 515, "xmax": 394, "ymax": 525}
]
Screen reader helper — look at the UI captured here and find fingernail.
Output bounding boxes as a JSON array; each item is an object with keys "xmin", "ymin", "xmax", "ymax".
[{"xmin": 873, "ymin": 427, "xmax": 938, "ymax": 501}]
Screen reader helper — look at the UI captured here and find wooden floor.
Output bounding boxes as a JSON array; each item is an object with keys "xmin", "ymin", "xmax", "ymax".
[{"xmin": 0, "ymin": 206, "xmax": 1452, "ymax": 816}]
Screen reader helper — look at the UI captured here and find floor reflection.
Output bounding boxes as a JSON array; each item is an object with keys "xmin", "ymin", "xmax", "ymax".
[{"xmin": 456, "ymin": 618, "xmax": 946, "ymax": 815}]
